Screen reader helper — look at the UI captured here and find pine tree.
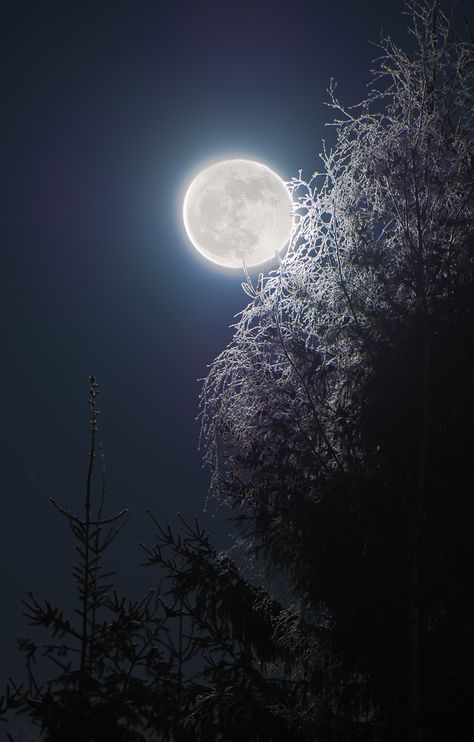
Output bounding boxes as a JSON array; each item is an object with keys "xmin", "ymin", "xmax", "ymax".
[
  {"xmin": 3, "ymin": 379, "xmax": 314, "ymax": 741},
  {"xmin": 3, "ymin": 378, "xmax": 157, "ymax": 741}
]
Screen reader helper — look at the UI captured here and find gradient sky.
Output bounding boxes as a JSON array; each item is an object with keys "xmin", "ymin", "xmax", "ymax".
[{"xmin": 1, "ymin": 0, "xmax": 471, "ymax": 684}]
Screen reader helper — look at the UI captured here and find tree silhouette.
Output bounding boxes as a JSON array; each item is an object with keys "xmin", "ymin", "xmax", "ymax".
[
  {"xmin": 200, "ymin": 2, "xmax": 474, "ymax": 739},
  {"xmin": 3, "ymin": 379, "xmax": 324, "ymax": 741},
  {"xmin": 3, "ymin": 377, "xmax": 153, "ymax": 741}
]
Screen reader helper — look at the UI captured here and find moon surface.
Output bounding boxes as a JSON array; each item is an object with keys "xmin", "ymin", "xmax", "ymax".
[{"xmin": 183, "ymin": 159, "xmax": 293, "ymax": 268}]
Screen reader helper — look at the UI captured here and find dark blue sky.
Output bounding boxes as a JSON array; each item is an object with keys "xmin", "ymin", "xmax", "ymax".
[{"xmin": 1, "ymin": 0, "xmax": 470, "ymax": 683}]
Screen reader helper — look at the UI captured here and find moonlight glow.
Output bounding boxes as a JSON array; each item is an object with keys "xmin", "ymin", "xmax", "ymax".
[{"xmin": 183, "ymin": 159, "xmax": 293, "ymax": 268}]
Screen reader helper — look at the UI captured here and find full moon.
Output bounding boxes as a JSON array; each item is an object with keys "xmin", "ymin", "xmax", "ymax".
[{"xmin": 183, "ymin": 159, "xmax": 293, "ymax": 269}]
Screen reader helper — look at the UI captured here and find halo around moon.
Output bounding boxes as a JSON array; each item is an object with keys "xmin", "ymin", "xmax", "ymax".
[{"xmin": 182, "ymin": 159, "xmax": 293, "ymax": 269}]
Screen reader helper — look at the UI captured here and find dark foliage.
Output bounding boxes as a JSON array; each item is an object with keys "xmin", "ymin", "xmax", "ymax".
[{"xmin": 2, "ymin": 379, "xmax": 326, "ymax": 741}]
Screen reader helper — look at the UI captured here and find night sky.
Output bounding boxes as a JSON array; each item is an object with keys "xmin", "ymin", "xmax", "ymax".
[{"xmin": 1, "ymin": 0, "xmax": 470, "ymax": 686}]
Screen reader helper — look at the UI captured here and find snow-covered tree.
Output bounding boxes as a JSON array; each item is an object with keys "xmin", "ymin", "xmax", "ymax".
[{"xmin": 201, "ymin": 3, "xmax": 474, "ymax": 739}]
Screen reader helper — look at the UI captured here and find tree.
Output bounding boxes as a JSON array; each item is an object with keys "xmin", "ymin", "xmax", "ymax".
[
  {"xmin": 200, "ymin": 2, "xmax": 474, "ymax": 739},
  {"xmin": 3, "ymin": 377, "xmax": 155, "ymax": 741},
  {"xmin": 2, "ymin": 378, "xmax": 327, "ymax": 741}
]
